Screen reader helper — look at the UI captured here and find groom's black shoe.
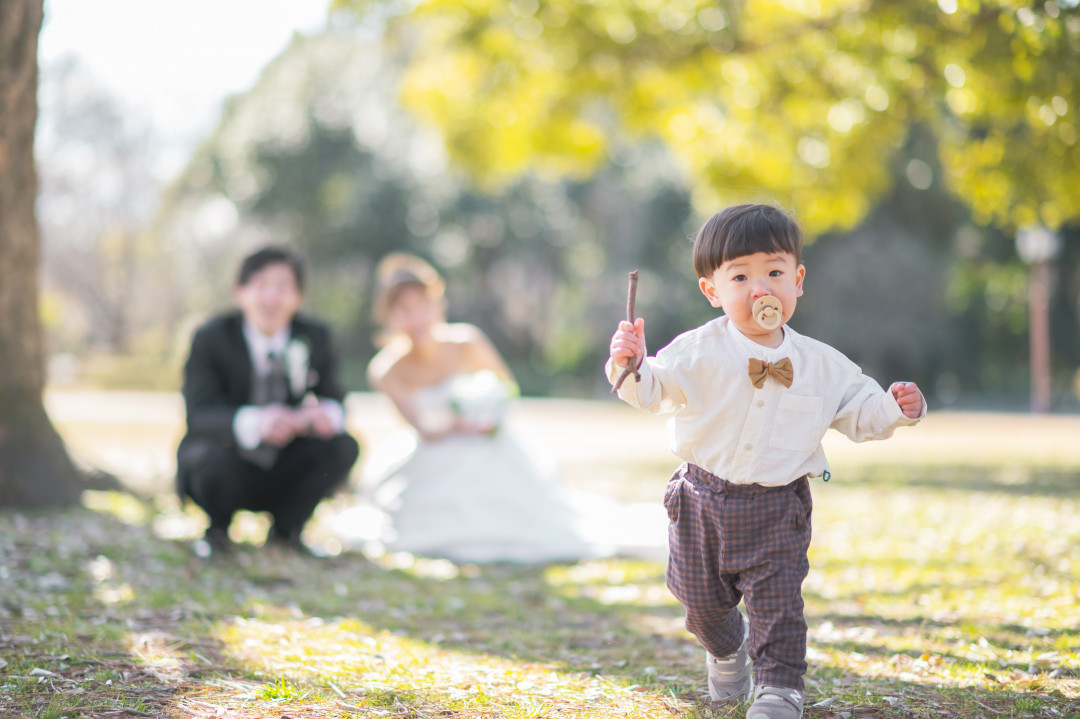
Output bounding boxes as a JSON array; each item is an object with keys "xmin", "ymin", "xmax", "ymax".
[
  {"xmin": 193, "ymin": 527, "xmax": 233, "ymax": 559},
  {"xmin": 264, "ymin": 527, "xmax": 321, "ymax": 558}
]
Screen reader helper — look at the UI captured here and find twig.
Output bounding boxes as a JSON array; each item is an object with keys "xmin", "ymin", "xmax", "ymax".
[
  {"xmin": 611, "ymin": 270, "xmax": 642, "ymax": 394},
  {"xmin": 974, "ymin": 700, "xmax": 1004, "ymax": 715}
]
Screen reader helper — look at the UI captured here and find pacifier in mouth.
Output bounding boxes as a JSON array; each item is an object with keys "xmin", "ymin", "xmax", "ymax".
[{"xmin": 752, "ymin": 296, "xmax": 784, "ymax": 330}]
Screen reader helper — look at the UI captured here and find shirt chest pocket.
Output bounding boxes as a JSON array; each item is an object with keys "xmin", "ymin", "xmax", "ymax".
[{"xmin": 769, "ymin": 393, "xmax": 825, "ymax": 453}]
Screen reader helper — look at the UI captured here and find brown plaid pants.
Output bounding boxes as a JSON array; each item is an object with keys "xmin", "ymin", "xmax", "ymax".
[{"xmin": 664, "ymin": 463, "xmax": 813, "ymax": 691}]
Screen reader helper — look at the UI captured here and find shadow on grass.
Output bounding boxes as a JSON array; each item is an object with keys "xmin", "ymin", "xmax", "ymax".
[{"xmin": 0, "ymin": 502, "xmax": 705, "ymax": 716}]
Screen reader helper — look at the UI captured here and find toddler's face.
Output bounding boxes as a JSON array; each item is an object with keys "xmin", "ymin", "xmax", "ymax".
[{"xmin": 698, "ymin": 251, "xmax": 805, "ymax": 347}]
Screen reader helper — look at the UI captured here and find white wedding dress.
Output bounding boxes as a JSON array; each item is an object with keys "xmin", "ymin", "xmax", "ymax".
[{"xmin": 332, "ymin": 371, "xmax": 668, "ymax": 564}]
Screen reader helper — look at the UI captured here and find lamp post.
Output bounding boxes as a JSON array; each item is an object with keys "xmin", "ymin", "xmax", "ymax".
[{"xmin": 1015, "ymin": 225, "xmax": 1060, "ymax": 413}]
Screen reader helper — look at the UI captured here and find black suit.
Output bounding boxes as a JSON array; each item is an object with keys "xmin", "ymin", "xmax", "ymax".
[{"xmin": 177, "ymin": 311, "xmax": 359, "ymax": 539}]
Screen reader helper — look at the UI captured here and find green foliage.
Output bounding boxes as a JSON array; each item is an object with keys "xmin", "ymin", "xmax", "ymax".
[
  {"xmin": 256, "ymin": 677, "xmax": 304, "ymax": 700},
  {"xmin": 334, "ymin": 0, "xmax": 1080, "ymax": 233}
]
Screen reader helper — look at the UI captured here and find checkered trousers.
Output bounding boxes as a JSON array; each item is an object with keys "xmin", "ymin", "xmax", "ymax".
[{"xmin": 664, "ymin": 463, "xmax": 813, "ymax": 691}]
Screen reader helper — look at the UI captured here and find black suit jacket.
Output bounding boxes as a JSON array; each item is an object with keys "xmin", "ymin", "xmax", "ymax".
[{"xmin": 176, "ymin": 311, "xmax": 348, "ymax": 480}]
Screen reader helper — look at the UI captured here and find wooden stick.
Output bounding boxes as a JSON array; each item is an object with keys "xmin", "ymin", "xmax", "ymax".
[{"xmin": 611, "ymin": 270, "xmax": 641, "ymax": 394}]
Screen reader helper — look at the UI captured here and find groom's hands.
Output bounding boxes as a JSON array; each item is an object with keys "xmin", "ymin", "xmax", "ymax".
[
  {"xmin": 259, "ymin": 405, "xmax": 304, "ymax": 446},
  {"xmin": 258, "ymin": 404, "xmax": 338, "ymax": 445},
  {"xmin": 296, "ymin": 404, "xmax": 337, "ymax": 438}
]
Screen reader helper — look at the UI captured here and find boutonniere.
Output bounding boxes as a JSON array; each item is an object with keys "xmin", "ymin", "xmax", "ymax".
[{"xmin": 285, "ymin": 338, "xmax": 313, "ymax": 397}]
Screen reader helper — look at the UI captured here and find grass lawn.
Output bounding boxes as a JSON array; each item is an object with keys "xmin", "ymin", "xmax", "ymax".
[{"xmin": 1, "ymin": 392, "xmax": 1079, "ymax": 718}]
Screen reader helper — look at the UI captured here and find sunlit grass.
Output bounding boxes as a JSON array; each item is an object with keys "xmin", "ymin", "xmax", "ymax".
[
  {"xmin": 9, "ymin": 471, "xmax": 1078, "ymax": 717},
  {"xmin": 4, "ymin": 401, "xmax": 1080, "ymax": 717}
]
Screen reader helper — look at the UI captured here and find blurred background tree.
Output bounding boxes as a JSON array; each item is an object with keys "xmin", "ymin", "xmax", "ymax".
[
  {"xmin": 36, "ymin": 59, "xmax": 187, "ymax": 388},
  {"xmin": 151, "ymin": 33, "xmax": 702, "ymax": 395},
  {"xmin": 34, "ymin": 0, "xmax": 1080, "ymax": 410}
]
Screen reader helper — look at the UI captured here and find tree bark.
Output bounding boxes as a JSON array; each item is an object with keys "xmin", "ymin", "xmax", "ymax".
[{"xmin": 0, "ymin": 0, "xmax": 86, "ymax": 505}]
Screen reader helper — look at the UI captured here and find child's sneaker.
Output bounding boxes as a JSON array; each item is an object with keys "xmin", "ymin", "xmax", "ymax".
[
  {"xmin": 746, "ymin": 685, "xmax": 804, "ymax": 719},
  {"xmin": 705, "ymin": 621, "xmax": 752, "ymax": 702}
]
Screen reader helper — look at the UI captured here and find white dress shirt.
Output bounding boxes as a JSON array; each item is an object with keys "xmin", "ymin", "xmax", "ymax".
[
  {"xmin": 232, "ymin": 322, "xmax": 345, "ymax": 450},
  {"xmin": 606, "ymin": 316, "xmax": 924, "ymax": 486}
]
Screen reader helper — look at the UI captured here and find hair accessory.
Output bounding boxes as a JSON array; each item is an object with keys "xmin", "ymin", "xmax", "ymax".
[{"xmin": 386, "ymin": 268, "xmax": 423, "ymax": 288}]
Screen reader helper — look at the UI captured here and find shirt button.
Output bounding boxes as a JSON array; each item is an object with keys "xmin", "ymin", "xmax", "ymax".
[
  {"xmin": 744, "ymin": 443, "xmax": 753, "ymax": 451},
  {"xmin": 756, "ymin": 400, "xmax": 765, "ymax": 408}
]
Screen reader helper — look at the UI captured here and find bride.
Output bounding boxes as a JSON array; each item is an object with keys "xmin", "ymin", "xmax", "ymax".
[{"xmin": 333, "ymin": 253, "xmax": 665, "ymax": 563}]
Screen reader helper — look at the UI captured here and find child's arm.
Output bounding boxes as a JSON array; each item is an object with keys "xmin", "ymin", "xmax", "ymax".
[
  {"xmin": 889, "ymin": 381, "xmax": 925, "ymax": 419},
  {"xmin": 831, "ymin": 373, "xmax": 926, "ymax": 442}
]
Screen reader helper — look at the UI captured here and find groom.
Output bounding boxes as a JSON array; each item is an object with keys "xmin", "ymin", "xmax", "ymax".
[{"xmin": 176, "ymin": 246, "xmax": 359, "ymax": 557}]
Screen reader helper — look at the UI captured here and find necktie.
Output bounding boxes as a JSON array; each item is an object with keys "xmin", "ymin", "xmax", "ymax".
[
  {"xmin": 748, "ymin": 357, "xmax": 794, "ymax": 389},
  {"xmin": 242, "ymin": 351, "xmax": 289, "ymax": 469},
  {"xmin": 265, "ymin": 351, "xmax": 288, "ymax": 405}
]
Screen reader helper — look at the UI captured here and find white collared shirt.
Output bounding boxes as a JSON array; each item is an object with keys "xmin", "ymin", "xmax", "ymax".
[
  {"xmin": 606, "ymin": 316, "xmax": 924, "ymax": 486},
  {"xmin": 232, "ymin": 321, "xmax": 345, "ymax": 449},
  {"xmin": 242, "ymin": 322, "xmax": 290, "ymax": 379}
]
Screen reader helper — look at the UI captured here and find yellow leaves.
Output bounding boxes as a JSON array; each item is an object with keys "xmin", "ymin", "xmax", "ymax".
[
  {"xmin": 827, "ymin": 99, "xmax": 867, "ymax": 134},
  {"xmin": 720, "ymin": 58, "xmax": 750, "ymax": 86},
  {"xmin": 400, "ymin": 55, "xmax": 472, "ymax": 127},
  {"xmin": 864, "ymin": 85, "xmax": 890, "ymax": 111},
  {"xmin": 940, "ymin": 137, "xmax": 1011, "ymax": 225},
  {"xmin": 531, "ymin": 118, "xmax": 607, "ymax": 174},
  {"xmin": 882, "ymin": 26, "xmax": 919, "ymax": 56},
  {"xmin": 1060, "ymin": 121, "xmax": 1077, "ymax": 146},
  {"xmin": 406, "ymin": 49, "xmax": 608, "ymax": 187},
  {"xmin": 665, "ymin": 111, "xmax": 698, "ymax": 143},
  {"xmin": 946, "ymin": 87, "xmax": 978, "ymax": 115},
  {"xmin": 798, "ymin": 136, "xmax": 832, "ymax": 168},
  {"xmin": 624, "ymin": 66, "xmax": 677, "ymax": 116},
  {"xmin": 602, "ymin": 13, "xmax": 637, "ymax": 43},
  {"xmin": 973, "ymin": 135, "xmax": 1006, "ymax": 168},
  {"xmin": 372, "ymin": 0, "xmax": 1080, "ymax": 233},
  {"xmin": 887, "ymin": 56, "xmax": 913, "ymax": 81},
  {"xmin": 1012, "ymin": 50, "xmax": 1035, "ymax": 80},
  {"xmin": 478, "ymin": 24, "xmax": 523, "ymax": 57},
  {"xmin": 944, "ymin": 63, "xmax": 967, "ymax": 88},
  {"xmin": 510, "ymin": 0, "xmax": 539, "ymax": 16}
]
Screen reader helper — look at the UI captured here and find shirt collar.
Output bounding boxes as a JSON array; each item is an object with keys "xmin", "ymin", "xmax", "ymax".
[
  {"xmin": 725, "ymin": 316, "xmax": 791, "ymax": 359},
  {"xmin": 242, "ymin": 321, "xmax": 291, "ymax": 358}
]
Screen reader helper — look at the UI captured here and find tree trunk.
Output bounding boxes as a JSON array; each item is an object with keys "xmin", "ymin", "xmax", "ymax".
[{"xmin": 0, "ymin": 0, "xmax": 85, "ymax": 505}]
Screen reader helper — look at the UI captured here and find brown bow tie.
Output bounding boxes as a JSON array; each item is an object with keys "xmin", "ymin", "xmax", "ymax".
[{"xmin": 748, "ymin": 357, "xmax": 794, "ymax": 389}]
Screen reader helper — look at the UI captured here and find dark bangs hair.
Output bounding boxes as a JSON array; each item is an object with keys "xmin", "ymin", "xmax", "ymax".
[
  {"xmin": 692, "ymin": 204, "xmax": 803, "ymax": 278},
  {"xmin": 236, "ymin": 246, "xmax": 306, "ymax": 292}
]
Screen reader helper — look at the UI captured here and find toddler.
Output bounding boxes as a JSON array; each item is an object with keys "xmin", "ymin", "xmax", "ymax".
[{"xmin": 607, "ymin": 204, "xmax": 925, "ymax": 719}]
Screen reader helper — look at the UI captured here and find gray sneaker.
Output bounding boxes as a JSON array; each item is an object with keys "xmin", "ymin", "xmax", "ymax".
[
  {"xmin": 705, "ymin": 621, "xmax": 752, "ymax": 702},
  {"xmin": 746, "ymin": 685, "xmax": 805, "ymax": 719}
]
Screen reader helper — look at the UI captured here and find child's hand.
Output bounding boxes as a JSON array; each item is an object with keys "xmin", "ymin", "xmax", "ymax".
[
  {"xmin": 610, "ymin": 318, "xmax": 646, "ymax": 370},
  {"xmin": 889, "ymin": 382, "xmax": 925, "ymax": 419}
]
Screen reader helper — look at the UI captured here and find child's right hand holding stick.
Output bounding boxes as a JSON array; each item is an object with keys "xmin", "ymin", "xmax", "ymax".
[{"xmin": 610, "ymin": 317, "xmax": 647, "ymax": 391}]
